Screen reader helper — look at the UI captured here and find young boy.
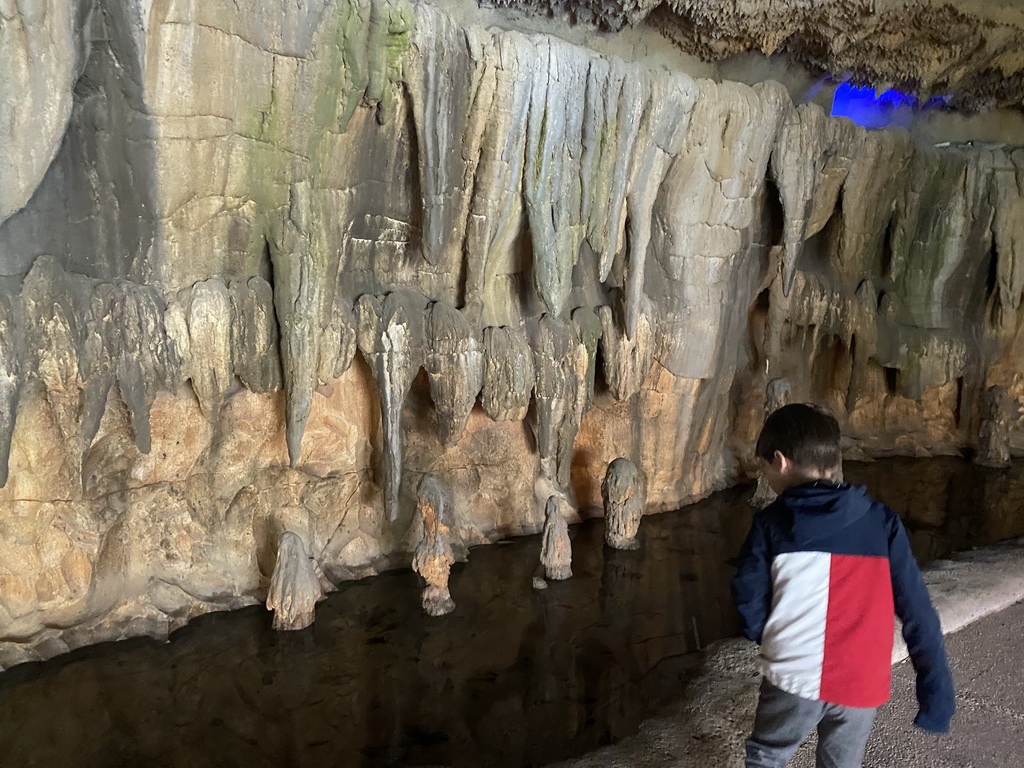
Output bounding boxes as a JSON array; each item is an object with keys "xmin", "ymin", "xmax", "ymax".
[{"xmin": 732, "ymin": 403, "xmax": 955, "ymax": 768}]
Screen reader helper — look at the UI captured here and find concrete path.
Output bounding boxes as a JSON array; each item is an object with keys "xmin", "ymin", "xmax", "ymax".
[{"xmin": 793, "ymin": 600, "xmax": 1024, "ymax": 768}]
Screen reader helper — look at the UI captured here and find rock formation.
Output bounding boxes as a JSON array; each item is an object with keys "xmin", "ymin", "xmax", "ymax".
[
  {"xmin": 266, "ymin": 532, "xmax": 324, "ymax": 631},
  {"xmin": 749, "ymin": 378, "xmax": 793, "ymax": 508},
  {"xmin": 540, "ymin": 496, "xmax": 573, "ymax": 581},
  {"xmin": 602, "ymin": 458, "xmax": 645, "ymax": 550},
  {"xmin": 486, "ymin": 0, "xmax": 1024, "ymax": 112},
  {"xmin": 412, "ymin": 474, "xmax": 458, "ymax": 616},
  {"xmin": 1, "ymin": 0, "xmax": 1024, "ymax": 668},
  {"xmin": 975, "ymin": 386, "xmax": 1013, "ymax": 469}
]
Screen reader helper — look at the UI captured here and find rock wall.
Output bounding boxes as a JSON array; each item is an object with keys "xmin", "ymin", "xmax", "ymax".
[{"xmin": 1, "ymin": 0, "xmax": 1023, "ymax": 669}]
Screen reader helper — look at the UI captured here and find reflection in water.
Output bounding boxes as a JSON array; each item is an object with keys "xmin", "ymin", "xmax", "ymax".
[{"xmin": 1, "ymin": 458, "xmax": 1022, "ymax": 768}]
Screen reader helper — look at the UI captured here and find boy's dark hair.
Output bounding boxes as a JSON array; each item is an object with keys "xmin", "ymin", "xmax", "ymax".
[{"xmin": 756, "ymin": 403, "xmax": 841, "ymax": 474}]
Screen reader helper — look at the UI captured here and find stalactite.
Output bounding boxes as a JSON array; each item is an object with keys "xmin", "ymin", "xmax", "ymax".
[
  {"xmin": 598, "ymin": 292, "xmax": 654, "ymax": 401},
  {"xmin": 570, "ymin": 307, "xmax": 602, "ymax": 411},
  {"xmin": 111, "ymin": 282, "xmax": 179, "ymax": 455},
  {"xmin": 356, "ymin": 291, "xmax": 427, "ymax": 522},
  {"xmin": 481, "ymin": 325, "xmax": 535, "ymax": 421},
  {"xmin": 0, "ymin": 292, "xmax": 21, "ymax": 487},
  {"xmin": 424, "ymin": 301, "xmax": 483, "ymax": 446},
  {"xmin": 229, "ymin": 277, "xmax": 282, "ymax": 394},
  {"xmin": 622, "ymin": 72, "xmax": 698, "ymax": 339},
  {"xmin": 522, "ymin": 37, "xmax": 588, "ymax": 317},
  {"xmin": 581, "ymin": 59, "xmax": 645, "ymax": 282},
  {"xmin": 167, "ymin": 278, "xmax": 234, "ymax": 420},
  {"xmin": 406, "ymin": 5, "xmax": 488, "ymax": 268},
  {"xmin": 770, "ymin": 102, "xmax": 862, "ymax": 295},
  {"xmin": 21, "ymin": 257, "xmax": 84, "ymax": 470}
]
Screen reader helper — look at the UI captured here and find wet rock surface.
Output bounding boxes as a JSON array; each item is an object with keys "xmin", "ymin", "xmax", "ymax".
[{"xmin": 1, "ymin": 458, "xmax": 1024, "ymax": 768}]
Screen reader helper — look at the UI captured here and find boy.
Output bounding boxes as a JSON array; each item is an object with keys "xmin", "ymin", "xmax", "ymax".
[{"xmin": 732, "ymin": 403, "xmax": 955, "ymax": 768}]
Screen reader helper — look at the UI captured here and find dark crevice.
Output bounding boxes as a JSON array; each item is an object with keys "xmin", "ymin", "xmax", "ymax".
[
  {"xmin": 762, "ymin": 177, "xmax": 785, "ymax": 249},
  {"xmin": 884, "ymin": 366, "xmax": 900, "ymax": 395},
  {"xmin": 986, "ymin": 239, "xmax": 999, "ymax": 299},
  {"xmin": 880, "ymin": 218, "xmax": 895, "ymax": 277},
  {"xmin": 954, "ymin": 376, "xmax": 965, "ymax": 427}
]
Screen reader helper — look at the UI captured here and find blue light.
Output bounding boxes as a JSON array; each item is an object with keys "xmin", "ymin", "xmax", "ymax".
[{"xmin": 829, "ymin": 82, "xmax": 948, "ymax": 129}]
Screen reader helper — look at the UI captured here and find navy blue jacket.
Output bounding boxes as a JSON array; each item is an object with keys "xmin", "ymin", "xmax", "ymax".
[{"xmin": 732, "ymin": 482, "xmax": 955, "ymax": 732}]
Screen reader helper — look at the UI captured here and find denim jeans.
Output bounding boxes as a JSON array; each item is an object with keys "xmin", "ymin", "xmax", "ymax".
[{"xmin": 745, "ymin": 679, "xmax": 877, "ymax": 768}]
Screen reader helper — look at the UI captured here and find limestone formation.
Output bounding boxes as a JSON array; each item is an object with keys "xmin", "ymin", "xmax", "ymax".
[
  {"xmin": 598, "ymin": 294, "xmax": 655, "ymax": 401},
  {"xmin": 424, "ymin": 302, "xmax": 483, "ymax": 446},
  {"xmin": 0, "ymin": 0, "xmax": 91, "ymax": 226},
  {"xmin": 602, "ymin": 458, "xmax": 645, "ymax": 550},
  {"xmin": 496, "ymin": 0, "xmax": 1024, "ymax": 112},
  {"xmin": 540, "ymin": 495, "xmax": 573, "ymax": 581},
  {"xmin": 750, "ymin": 379, "xmax": 792, "ymax": 509},
  {"xmin": 356, "ymin": 291, "xmax": 428, "ymax": 522},
  {"xmin": 266, "ymin": 532, "xmax": 324, "ymax": 631},
  {"xmin": 481, "ymin": 326, "xmax": 535, "ymax": 422},
  {"xmin": 2, "ymin": 0, "xmax": 1024, "ymax": 669},
  {"xmin": 975, "ymin": 386, "xmax": 1012, "ymax": 469},
  {"xmin": 412, "ymin": 474, "xmax": 457, "ymax": 617}
]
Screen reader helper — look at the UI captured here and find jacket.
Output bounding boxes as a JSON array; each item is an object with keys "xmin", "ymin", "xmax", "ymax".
[{"xmin": 731, "ymin": 481, "xmax": 955, "ymax": 732}]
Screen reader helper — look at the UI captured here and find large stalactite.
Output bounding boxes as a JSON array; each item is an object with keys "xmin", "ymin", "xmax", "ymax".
[{"xmin": 1, "ymin": 0, "xmax": 1023, "ymax": 668}]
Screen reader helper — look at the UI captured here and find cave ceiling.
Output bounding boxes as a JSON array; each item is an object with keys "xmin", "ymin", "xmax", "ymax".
[{"xmin": 487, "ymin": 0, "xmax": 1024, "ymax": 112}]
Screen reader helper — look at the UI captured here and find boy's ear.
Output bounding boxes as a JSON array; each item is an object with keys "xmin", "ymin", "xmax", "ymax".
[{"xmin": 773, "ymin": 450, "xmax": 792, "ymax": 473}]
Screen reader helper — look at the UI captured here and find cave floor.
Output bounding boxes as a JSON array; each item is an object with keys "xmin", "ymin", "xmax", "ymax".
[
  {"xmin": 792, "ymin": 599, "xmax": 1024, "ymax": 768},
  {"xmin": 0, "ymin": 458, "xmax": 1023, "ymax": 768}
]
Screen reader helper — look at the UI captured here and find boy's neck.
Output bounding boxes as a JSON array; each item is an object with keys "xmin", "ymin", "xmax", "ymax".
[{"xmin": 777, "ymin": 471, "xmax": 835, "ymax": 494}]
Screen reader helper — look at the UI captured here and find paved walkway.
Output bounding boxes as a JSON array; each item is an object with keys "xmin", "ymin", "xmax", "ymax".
[{"xmin": 792, "ymin": 600, "xmax": 1024, "ymax": 768}]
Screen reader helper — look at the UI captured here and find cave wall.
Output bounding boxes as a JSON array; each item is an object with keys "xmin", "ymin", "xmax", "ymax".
[{"xmin": 1, "ymin": 0, "xmax": 1023, "ymax": 669}]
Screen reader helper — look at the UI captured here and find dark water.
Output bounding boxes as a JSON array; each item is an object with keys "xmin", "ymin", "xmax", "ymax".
[{"xmin": 1, "ymin": 458, "xmax": 1022, "ymax": 768}]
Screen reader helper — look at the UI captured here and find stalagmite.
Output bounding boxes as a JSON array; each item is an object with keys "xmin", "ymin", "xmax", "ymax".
[
  {"xmin": 424, "ymin": 302, "xmax": 483, "ymax": 446},
  {"xmin": 540, "ymin": 495, "xmax": 572, "ymax": 581},
  {"xmin": 602, "ymin": 458, "xmax": 645, "ymax": 550},
  {"xmin": 357, "ymin": 291, "xmax": 427, "ymax": 522},
  {"xmin": 266, "ymin": 531, "xmax": 324, "ymax": 631},
  {"xmin": 412, "ymin": 474, "xmax": 458, "ymax": 616}
]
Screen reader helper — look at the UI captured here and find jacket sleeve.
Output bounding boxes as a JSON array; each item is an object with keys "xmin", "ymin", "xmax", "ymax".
[
  {"xmin": 731, "ymin": 514, "xmax": 772, "ymax": 644},
  {"xmin": 888, "ymin": 511, "xmax": 956, "ymax": 733}
]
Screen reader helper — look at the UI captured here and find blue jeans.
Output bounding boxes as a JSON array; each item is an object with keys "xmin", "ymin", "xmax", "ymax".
[{"xmin": 745, "ymin": 679, "xmax": 877, "ymax": 768}]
